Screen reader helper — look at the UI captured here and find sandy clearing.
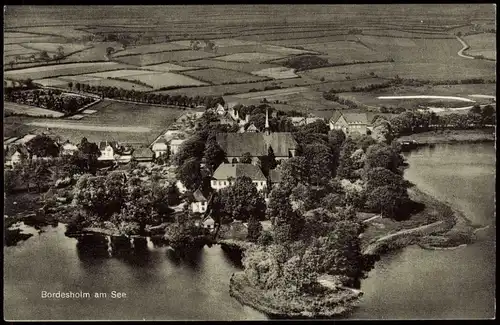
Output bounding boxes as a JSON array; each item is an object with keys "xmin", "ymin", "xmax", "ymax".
[
  {"xmin": 378, "ymin": 95, "xmax": 476, "ymax": 102},
  {"xmin": 26, "ymin": 121, "xmax": 151, "ymax": 133}
]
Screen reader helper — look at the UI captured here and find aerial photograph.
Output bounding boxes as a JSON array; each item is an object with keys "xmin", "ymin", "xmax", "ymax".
[{"xmin": 3, "ymin": 4, "xmax": 496, "ymax": 321}]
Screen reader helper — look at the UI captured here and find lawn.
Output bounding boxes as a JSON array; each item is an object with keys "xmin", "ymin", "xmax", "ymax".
[
  {"xmin": 115, "ymin": 50, "xmax": 220, "ymax": 66},
  {"xmin": 5, "ymin": 100, "xmax": 186, "ymax": 146},
  {"xmin": 214, "ymin": 52, "xmax": 287, "ymax": 63},
  {"xmin": 4, "ymin": 101, "xmax": 65, "ymax": 118},
  {"xmin": 113, "ymin": 42, "xmax": 190, "ymax": 57},
  {"xmin": 4, "ymin": 62, "xmax": 132, "ymax": 80},
  {"xmin": 181, "ymin": 68, "xmax": 269, "ymax": 85},
  {"xmin": 464, "ymin": 33, "xmax": 496, "ymax": 60}
]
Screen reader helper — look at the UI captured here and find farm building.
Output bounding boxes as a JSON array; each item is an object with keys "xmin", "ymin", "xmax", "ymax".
[
  {"xmin": 245, "ymin": 123, "xmax": 259, "ymax": 132},
  {"xmin": 215, "ymin": 103, "xmax": 226, "ymax": 115},
  {"xmin": 132, "ymin": 147, "xmax": 155, "ymax": 166},
  {"xmin": 191, "ymin": 188, "xmax": 208, "ymax": 214},
  {"xmin": 211, "ymin": 163, "xmax": 267, "ymax": 192},
  {"xmin": 151, "ymin": 139, "xmax": 168, "ymax": 158},
  {"xmin": 329, "ymin": 111, "xmax": 373, "ymax": 135}
]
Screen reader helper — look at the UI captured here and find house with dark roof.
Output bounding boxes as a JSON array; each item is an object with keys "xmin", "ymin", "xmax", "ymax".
[
  {"xmin": 329, "ymin": 111, "xmax": 373, "ymax": 135},
  {"xmin": 211, "ymin": 163, "xmax": 267, "ymax": 191},
  {"xmin": 191, "ymin": 188, "xmax": 208, "ymax": 214},
  {"xmin": 5, "ymin": 145, "xmax": 30, "ymax": 167},
  {"xmin": 216, "ymin": 132, "xmax": 297, "ymax": 163},
  {"xmin": 132, "ymin": 147, "xmax": 155, "ymax": 165}
]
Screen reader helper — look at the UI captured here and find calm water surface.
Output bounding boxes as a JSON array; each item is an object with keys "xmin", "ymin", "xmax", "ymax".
[
  {"xmin": 349, "ymin": 142, "xmax": 496, "ymax": 319},
  {"xmin": 4, "ymin": 143, "xmax": 495, "ymax": 320}
]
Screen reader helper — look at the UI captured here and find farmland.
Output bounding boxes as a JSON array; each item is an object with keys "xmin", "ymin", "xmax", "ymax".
[
  {"xmin": 251, "ymin": 67, "xmax": 298, "ymax": 80},
  {"xmin": 181, "ymin": 68, "xmax": 269, "ymax": 85},
  {"xmin": 139, "ymin": 62, "xmax": 196, "ymax": 72},
  {"xmin": 113, "ymin": 42, "xmax": 190, "ymax": 57},
  {"xmin": 184, "ymin": 59, "xmax": 278, "ymax": 73},
  {"xmin": 214, "ymin": 52, "xmax": 287, "ymax": 63},
  {"xmin": 463, "ymin": 33, "xmax": 496, "ymax": 60},
  {"xmin": 115, "ymin": 50, "xmax": 219, "ymax": 66},
  {"xmin": 4, "ymin": 62, "xmax": 132, "ymax": 80},
  {"xmin": 4, "ymin": 102, "xmax": 65, "ymax": 118},
  {"xmin": 106, "ymin": 72, "xmax": 208, "ymax": 88}
]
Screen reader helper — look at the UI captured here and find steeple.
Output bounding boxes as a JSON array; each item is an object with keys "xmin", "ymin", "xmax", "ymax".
[{"xmin": 265, "ymin": 107, "xmax": 270, "ymax": 135}]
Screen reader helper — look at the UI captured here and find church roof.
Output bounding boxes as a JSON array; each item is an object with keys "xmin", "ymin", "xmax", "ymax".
[
  {"xmin": 216, "ymin": 132, "xmax": 297, "ymax": 157},
  {"xmin": 212, "ymin": 163, "xmax": 266, "ymax": 181}
]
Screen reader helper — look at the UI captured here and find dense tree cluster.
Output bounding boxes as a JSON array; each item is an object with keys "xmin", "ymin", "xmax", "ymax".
[
  {"xmin": 282, "ymin": 55, "xmax": 331, "ymax": 71},
  {"xmin": 5, "ymin": 88, "xmax": 95, "ymax": 114}
]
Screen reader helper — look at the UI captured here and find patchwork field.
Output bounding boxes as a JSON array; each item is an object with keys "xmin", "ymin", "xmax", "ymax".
[
  {"xmin": 464, "ymin": 33, "xmax": 496, "ymax": 60},
  {"xmin": 184, "ymin": 59, "xmax": 278, "ymax": 73},
  {"xmin": 113, "ymin": 42, "xmax": 190, "ymax": 57},
  {"xmin": 181, "ymin": 68, "xmax": 269, "ymax": 85},
  {"xmin": 7, "ymin": 26, "xmax": 93, "ymax": 39},
  {"xmin": 32, "ymin": 78, "xmax": 71, "ymax": 88},
  {"xmin": 85, "ymin": 69, "xmax": 162, "ymax": 78},
  {"xmin": 302, "ymin": 61, "xmax": 496, "ymax": 82},
  {"xmin": 62, "ymin": 77, "xmax": 153, "ymax": 91},
  {"xmin": 299, "ymin": 41, "xmax": 387, "ymax": 63},
  {"xmin": 110, "ymin": 72, "xmax": 209, "ymax": 88},
  {"xmin": 251, "ymin": 67, "xmax": 298, "ymax": 79},
  {"xmin": 4, "ymin": 102, "xmax": 65, "ymax": 118},
  {"xmin": 115, "ymin": 50, "xmax": 219, "ymax": 66},
  {"xmin": 139, "ymin": 62, "xmax": 196, "ymax": 72},
  {"xmin": 4, "ymin": 62, "xmax": 131, "ymax": 80},
  {"xmin": 214, "ymin": 52, "xmax": 288, "ymax": 63}
]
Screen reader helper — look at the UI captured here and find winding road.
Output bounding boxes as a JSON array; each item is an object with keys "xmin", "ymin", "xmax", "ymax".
[{"xmin": 456, "ymin": 36, "xmax": 475, "ymax": 59}]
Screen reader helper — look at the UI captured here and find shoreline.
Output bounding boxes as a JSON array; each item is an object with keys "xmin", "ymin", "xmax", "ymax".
[{"xmin": 397, "ymin": 129, "xmax": 495, "ymax": 145}]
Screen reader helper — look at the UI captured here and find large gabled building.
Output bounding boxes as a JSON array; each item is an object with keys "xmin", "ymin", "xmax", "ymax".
[
  {"xmin": 211, "ymin": 163, "xmax": 267, "ymax": 192},
  {"xmin": 329, "ymin": 111, "xmax": 372, "ymax": 135}
]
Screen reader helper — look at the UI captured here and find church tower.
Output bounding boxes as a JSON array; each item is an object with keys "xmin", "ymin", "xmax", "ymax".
[{"xmin": 265, "ymin": 107, "xmax": 270, "ymax": 135}]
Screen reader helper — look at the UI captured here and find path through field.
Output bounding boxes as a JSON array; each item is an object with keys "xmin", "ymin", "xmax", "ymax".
[{"xmin": 25, "ymin": 121, "xmax": 151, "ymax": 133}]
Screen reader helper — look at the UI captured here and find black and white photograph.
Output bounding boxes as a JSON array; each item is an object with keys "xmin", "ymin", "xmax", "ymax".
[{"xmin": 3, "ymin": 4, "xmax": 496, "ymax": 321}]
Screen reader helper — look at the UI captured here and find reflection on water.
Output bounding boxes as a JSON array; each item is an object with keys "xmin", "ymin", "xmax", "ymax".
[{"xmin": 349, "ymin": 143, "xmax": 495, "ymax": 319}]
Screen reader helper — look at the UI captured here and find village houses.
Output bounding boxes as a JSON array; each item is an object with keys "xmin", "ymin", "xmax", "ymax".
[
  {"xmin": 98, "ymin": 141, "xmax": 120, "ymax": 161},
  {"xmin": 329, "ymin": 111, "xmax": 373, "ymax": 135},
  {"xmin": 191, "ymin": 188, "xmax": 208, "ymax": 214}
]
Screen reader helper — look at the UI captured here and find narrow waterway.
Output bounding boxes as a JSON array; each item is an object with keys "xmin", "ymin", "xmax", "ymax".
[{"xmin": 348, "ymin": 142, "xmax": 496, "ymax": 319}]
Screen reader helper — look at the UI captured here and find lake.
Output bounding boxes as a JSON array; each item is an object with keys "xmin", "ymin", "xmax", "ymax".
[
  {"xmin": 348, "ymin": 142, "xmax": 496, "ymax": 319},
  {"xmin": 3, "ymin": 142, "xmax": 495, "ymax": 320}
]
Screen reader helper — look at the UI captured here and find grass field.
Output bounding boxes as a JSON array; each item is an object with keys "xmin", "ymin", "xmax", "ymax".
[
  {"xmin": 64, "ymin": 77, "xmax": 154, "ymax": 91},
  {"xmin": 85, "ymin": 69, "xmax": 162, "ymax": 78},
  {"xmin": 111, "ymin": 71, "xmax": 208, "ymax": 88},
  {"xmin": 299, "ymin": 41, "xmax": 387, "ymax": 63},
  {"xmin": 214, "ymin": 52, "xmax": 287, "ymax": 63},
  {"xmin": 302, "ymin": 61, "xmax": 496, "ymax": 82},
  {"xmin": 184, "ymin": 59, "xmax": 279, "ymax": 73},
  {"xmin": 464, "ymin": 33, "xmax": 496, "ymax": 60},
  {"xmin": 32, "ymin": 78, "xmax": 71, "ymax": 88},
  {"xmin": 113, "ymin": 42, "xmax": 190, "ymax": 57},
  {"xmin": 4, "ymin": 62, "xmax": 132, "ymax": 80},
  {"xmin": 7, "ymin": 26, "xmax": 93, "ymax": 39},
  {"xmin": 181, "ymin": 68, "xmax": 268, "ymax": 84},
  {"xmin": 20, "ymin": 42, "xmax": 88, "ymax": 54},
  {"xmin": 4, "ymin": 102, "xmax": 65, "ymax": 118},
  {"xmin": 115, "ymin": 50, "xmax": 219, "ymax": 66},
  {"xmin": 251, "ymin": 67, "xmax": 298, "ymax": 79},
  {"xmin": 139, "ymin": 62, "xmax": 196, "ymax": 72}
]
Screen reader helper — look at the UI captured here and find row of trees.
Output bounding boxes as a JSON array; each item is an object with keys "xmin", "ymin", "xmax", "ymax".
[{"xmin": 71, "ymin": 82, "xmax": 224, "ymax": 109}]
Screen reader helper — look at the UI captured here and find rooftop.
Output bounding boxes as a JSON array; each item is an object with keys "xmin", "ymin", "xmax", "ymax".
[
  {"xmin": 216, "ymin": 132, "xmax": 297, "ymax": 157},
  {"xmin": 212, "ymin": 163, "xmax": 266, "ymax": 181}
]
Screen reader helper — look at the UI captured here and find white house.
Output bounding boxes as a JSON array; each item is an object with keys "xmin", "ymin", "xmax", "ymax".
[
  {"xmin": 215, "ymin": 103, "xmax": 226, "ymax": 115},
  {"xmin": 152, "ymin": 139, "xmax": 168, "ymax": 158},
  {"xmin": 203, "ymin": 217, "xmax": 215, "ymax": 230},
  {"xmin": 191, "ymin": 189, "xmax": 208, "ymax": 214},
  {"xmin": 176, "ymin": 180, "xmax": 188, "ymax": 194},
  {"xmin": 211, "ymin": 163, "xmax": 267, "ymax": 192},
  {"xmin": 169, "ymin": 139, "xmax": 185, "ymax": 156},
  {"xmin": 5, "ymin": 145, "xmax": 29, "ymax": 167},
  {"xmin": 98, "ymin": 141, "xmax": 120, "ymax": 161}
]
